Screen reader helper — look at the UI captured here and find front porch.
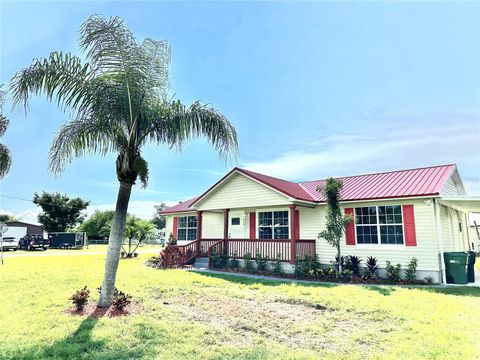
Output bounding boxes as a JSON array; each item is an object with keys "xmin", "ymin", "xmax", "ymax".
[{"xmin": 162, "ymin": 237, "xmax": 317, "ymax": 269}]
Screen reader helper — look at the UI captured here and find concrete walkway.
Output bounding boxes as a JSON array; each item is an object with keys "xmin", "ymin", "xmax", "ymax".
[{"xmin": 193, "ymin": 268, "xmax": 479, "ymax": 288}]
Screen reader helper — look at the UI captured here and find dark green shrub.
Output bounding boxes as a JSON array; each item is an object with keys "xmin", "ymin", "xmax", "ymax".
[
  {"xmin": 243, "ymin": 252, "xmax": 254, "ymax": 272},
  {"xmin": 386, "ymin": 261, "xmax": 402, "ymax": 283},
  {"xmin": 167, "ymin": 233, "xmax": 176, "ymax": 246},
  {"xmin": 405, "ymin": 257, "xmax": 418, "ymax": 283},
  {"xmin": 345, "ymin": 255, "xmax": 362, "ymax": 276},
  {"xmin": 272, "ymin": 253, "xmax": 283, "ymax": 275},
  {"xmin": 69, "ymin": 286, "xmax": 90, "ymax": 311},
  {"xmin": 211, "ymin": 250, "xmax": 228, "ymax": 269},
  {"xmin": 333, "ymin": 255, "xmax": 345, "ymax": 273},
  {"xmin": 366, "ymin": 256, "xmax": 379, "ymax": 277},
  {"xmin": 361, "ymin": 269, "xmax": 375, "ymax": 281},
  {"xmin": 112, "ymin": 289, "xmax": 131, "ymax": 311},
  {"xmin": 255, "ymin": 251, "xmax": 268, "ymax": 272},
  {"xmin": 341, "ymin": 269, "xmax": 353, "ymax": 281},
  {"xmin": 228, "ymin": 252, "xmax": 240, "ymax": 269},
  {"xmin": 323, "ymin": 267, "xmax": 336, "ymax": 278},
  {"xmin": 295, "ymin": 256, "xmax": 321, "ymax": 278}
]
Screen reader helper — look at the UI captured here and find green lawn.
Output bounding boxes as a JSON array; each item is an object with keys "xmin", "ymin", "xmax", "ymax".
[{"xmin": 0, "ymin": 253, "xmax": 478, "ymax": 360}]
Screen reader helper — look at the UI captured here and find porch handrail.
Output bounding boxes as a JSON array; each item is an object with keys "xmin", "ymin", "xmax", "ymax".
[
  {"xmin": 162, "ymin": 239, "xmax": 199, "ymax": 268},
  {"xmin": 207, "ymin": 239, "xmax": 225, "ymax": 268}
]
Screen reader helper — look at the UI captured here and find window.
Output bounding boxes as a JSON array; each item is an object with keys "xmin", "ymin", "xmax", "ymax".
[
  {"xmin": 355, "ymin": 205, "xmax": 404, "ymax": 245},
  {"xmin": 177, "ymin": 215, "xmax": 197, "ymax": 241},
  {"xmin": 258, "ymin": 210, "xmax": 289, "ymax": 239},
  {"xmin": 231, "ymin": 217, "xmax": 240, "ymax": 226}
]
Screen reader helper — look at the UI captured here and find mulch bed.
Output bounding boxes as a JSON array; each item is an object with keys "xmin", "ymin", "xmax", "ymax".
[{"xmin": 66, "ymin": 302, "xmax": 143, "ymax": 318}]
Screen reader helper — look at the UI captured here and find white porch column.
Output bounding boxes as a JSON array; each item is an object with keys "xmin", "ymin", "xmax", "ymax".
[{"xmin": 434, "ymin": 199, "xmax": 447, "ymax": 285}]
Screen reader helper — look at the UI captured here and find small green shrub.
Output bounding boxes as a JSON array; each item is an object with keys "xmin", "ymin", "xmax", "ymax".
[
  {"xmin": 167, "ymin": 233, "xmax": 177, "ymax": 246},
  {"xmin": 243, "ymin": 252, "xmax": 254, "ymax": 272},
  {"xmin": 255, "ymin": 251, "xmax": 268, "ymax": 272},
  {"xmin": 361, "ymin": 269, "xmax": 375, "ymax": 281},
  {"xmin": 333, "ymin": 255, "xmax": 345, "ymax": 273},
  {"xmin": 345, "ymin": 255, "xmax": 362, "ymax": 276},
  {"xmin": 386, "ymin": 261, "xmax": 402, "ymax": 283},
  {"xmin": 366, "ymin": 256, "xmax": 379, "ymax": 277},
  {"xmin": 112, "ymin": 289, "xmax": 131, "ymax": 311},
  {"xmin": 404, "ymin": 257, "xmax": 418, "ymax": 283},
  {"xmin": 211, "ymin": 251, "xmax": 228, "ymax": 269},
  {"xmin": 323, "ymin": 267, "xmax": 336, "ymax": 278},
  {"xmin": 424, "ymin": 276, "xmax": 434, "ymax": 284},
  {"xmin": 341, "ymin": 269, "xmax": 353, "ymax": 281},
  {"xmin": 295, "ymin": 256, "xmax": 321, "ymax": 278},
  {"xmin": 69, "ymin": 286, "xmax": 90, "ymax": 311},
  {"xmin": 272, "ymin": 253, "xmax": 283, "ymax": 275},
  {"xmin": 228, "ymin": 252, "xmax": 240, "ymax": 269}
]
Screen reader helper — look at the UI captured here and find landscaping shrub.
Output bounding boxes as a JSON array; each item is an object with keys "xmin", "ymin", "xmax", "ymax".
[
  {"xmin": 167, "ymin": 233, "xmax": 177, "ymax": 246},
  {"xmin": 333, "ymin": 255, "xmax": 345, "ymax": 273},
  {"xmin": 366, "ymin": 256, "xmax": 379, "ymax": 277},
  {"xmin": 211, "ymin": 251, "xmax": 228, "ymax": 269},
  {"xmin": 341, "ymin": 269, "xmax": 353, "ymax": 281},
  {"xmin": 361, "ymin": 269, "xmax": 375, "ymax": 281},
  {"xmin": 69, "ymin": 286, "xmax": 90, "ymax": 311},
  {"xmin": 255, "ymin": 251, "xmax": 268, "ymax": 272},
  {"xmin": 243, "ymin": 252, "xmax": 254, "ymax": 272},
  {"xmin": 228, "ymin": 253, "xmax": 240, "ymax": 269},
  {"xmin": 295, "ymin": 256, "xmax": 321, "ymax": 278},
  {"xmin": 405, "ymin": 257, "xmax": 419, "ymax": 283},
  {"xmin": 386, "ymin": 261, "xmax": 402, "ymax": 283},
  {"xmin": 112, "ymin": 289, "xmax": 132, "ymax": 311},
  {"xmin": 272, "ymin": 253, "xmax": 283, "ymax": 275},
  {"xmin": 345, "ymin": 255, "xmax": 362, "ymax": 276},
  {"xmin": 323, "ymin": 267, "xmax": 336, "ymax": 278},
  {"xmin": 424, "ymin": 276, "xmax": 434, "ymax": 284}
]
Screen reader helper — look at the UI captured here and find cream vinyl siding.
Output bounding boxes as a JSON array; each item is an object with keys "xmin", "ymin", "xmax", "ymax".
[
  {"xmin": 441, "ymin": 206, "xmax": 469, "ymax": 252},
  {"xmin": 202, "ymin": 212, "xmax": 224, "ymax": 239},
  {"xmin": 196, "ymin": 173, "xmax": 290, "ymax": 211},
  {"xmin": 300, "ymin": 199, "xmax": 440, "ymax": 272},
  {"xmin": 441, "ymin": 176, "xmax": 460, "ymax": 197}
]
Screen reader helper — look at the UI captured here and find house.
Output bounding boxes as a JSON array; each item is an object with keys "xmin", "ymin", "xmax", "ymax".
[
  {"xmin": 4, "ymin": 221, "xmax": 44, "ymax": 239},
  {"xmin": 160, "ymin": 164, "xmax": 480, "ymax": 284}
]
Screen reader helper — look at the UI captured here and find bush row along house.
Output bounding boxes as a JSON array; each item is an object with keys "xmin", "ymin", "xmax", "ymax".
[{"xmin": 160, "ymin": 164, "xmax": 480, "ymax": 283}]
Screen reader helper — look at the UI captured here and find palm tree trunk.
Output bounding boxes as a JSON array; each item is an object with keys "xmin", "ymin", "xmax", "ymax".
[{"xmin": 98, "ymin": 181, "xmax": 132, "ymax": 307}]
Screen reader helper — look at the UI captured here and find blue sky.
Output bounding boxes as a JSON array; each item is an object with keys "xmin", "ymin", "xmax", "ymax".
[{"xmin": 0, "ymin": 1, "xmax": 479, "ymax": 223}]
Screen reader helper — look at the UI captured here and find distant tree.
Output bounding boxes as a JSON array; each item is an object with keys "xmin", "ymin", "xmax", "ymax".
[
  {"xmin": 0, "ymin": 214, "xmax": 16, "ymax": 222},
  {"xmin": 318, "ymin": 178, "xmax": 353, "ymax": 278},
  {"xmin": 0, "ymin": 85, "xmax": 12, "ymax": 179},
  {"xmin": 152, "ymin": 202, "xmax": 168, "ymax": 229},
  {"xmin": 122, "ymin": 216, "xmax": 155, "ymax": 257},
  {"xmin": 78, "ymin": 210, "xmax": 114, "ymax": 238},
  {"xmin": 33, "ymin": 191, "xmax": 90, "ymax": 232}
]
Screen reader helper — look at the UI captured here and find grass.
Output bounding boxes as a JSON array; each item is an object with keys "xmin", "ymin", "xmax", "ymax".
[{"xmin": 0, "ymin": 253, "xmax": 478, "ymax": 359}]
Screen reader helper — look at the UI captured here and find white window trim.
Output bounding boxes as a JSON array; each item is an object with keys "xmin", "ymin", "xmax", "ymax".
[
  {"xmin": 177, "ymin": 215, "xmax": 197, "ymax": 241},
  {"xmin": 256, "ymin": 208, "xmax": 291, "ymax": 240},
  {"xmin": 354, "ymin": 205, "xmax": 406, "ymax": 247}
]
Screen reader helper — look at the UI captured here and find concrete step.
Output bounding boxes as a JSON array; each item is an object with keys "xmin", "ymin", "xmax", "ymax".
[{"xmin": 194, "ymin": 257, "xmax": 209, "ymax": 269}]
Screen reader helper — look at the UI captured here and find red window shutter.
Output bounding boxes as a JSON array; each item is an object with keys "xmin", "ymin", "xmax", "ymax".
[
  {"xmin": 294, "ymin": 209, "xmax": 300, "ymax": 240},
  {"xmin": 249, "ymin": 212, "xmax": 256, "ymax": 239},
  {"xmin": 403, "ymin": 205, "xmax": 417, "ymax": 246},
  {"xmin": 344, "ymin": 208, "xmax": 355, "ymax": 245},
  {"xmin": 173, "ymin": 217, "xmax": 178, "ymax": 239}
]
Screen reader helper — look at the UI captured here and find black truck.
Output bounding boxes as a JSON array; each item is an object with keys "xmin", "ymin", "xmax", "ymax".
[
  {"xmin": 19, "ymin": 234, "xmax": 50, "ymax": 251},
  {"xmin": 48, "ymin": 232, "xmax": 86, "ymax": 249}
]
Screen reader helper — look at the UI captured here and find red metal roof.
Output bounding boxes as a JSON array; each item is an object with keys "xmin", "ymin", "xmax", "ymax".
[
  {"xmin": 160, "ymin": 164, "xmax": 457, "ymax": 214},
  {"xmin": 159, "ymin": 196, "xmax": 199, "ymax": 214},
  {"xmin": 299, "ymin": 164, "xmax": 456, "ymax": 202}
]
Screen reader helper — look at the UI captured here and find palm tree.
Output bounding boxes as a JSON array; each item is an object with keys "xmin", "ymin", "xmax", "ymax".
[
  {"xmin": 0, "ymin": 86, "xmax": 12, "ymax": 179},
  {"xmin": 10, "ymin": 15, "xmax": 238, "ymax": 307}
]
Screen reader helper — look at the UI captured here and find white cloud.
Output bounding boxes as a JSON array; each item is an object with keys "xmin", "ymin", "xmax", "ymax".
[
  {"xmin": 0, "ymin": 209, "xmax": 41, "ymax": 225},
  {"xmin": 242, "ymin": 122, "xmax": 480, "ymax": 184}
]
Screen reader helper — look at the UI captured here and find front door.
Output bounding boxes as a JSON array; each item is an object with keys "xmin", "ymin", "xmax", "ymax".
[{"xmin": 229, "ymin": 211, "xmax": 245, "ymax": 239}]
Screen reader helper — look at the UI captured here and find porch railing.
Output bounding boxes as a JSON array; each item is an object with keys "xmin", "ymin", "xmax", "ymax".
[
  {"xmin": 162, "ymin": 239, "xmax": 199, "ymax": 268},
  {"xmin": 203, "ymin": 238, "xmax": 316, "ymax": 263}
]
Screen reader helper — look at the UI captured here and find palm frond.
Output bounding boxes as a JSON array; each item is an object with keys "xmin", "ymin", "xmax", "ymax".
[
  {"xmin": 145, "ymin": 100, "xmax": 238, "ymax": 162},
  {"xmin": 141, "ymin": 38, "xmax": 171, "ymax": 97},
  {"xmin": 134, "ymin": 155, "xmax": 149, "ymax": 188},
  {"xmin": 0, "ymin": 143, "xmax": 12, "ymax": 178},
  {"xmin": 49, "ymin": 113, "xmax": 126, "ymax": 174},
  {"xmin": 9, "ymin": 52, "xmax": 91, "ymax": 112}
]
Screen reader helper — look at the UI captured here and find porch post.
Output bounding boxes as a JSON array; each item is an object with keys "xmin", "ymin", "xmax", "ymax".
[
  {"xmin": 289, "ymin": 205, "xmax": 297, "ymax": 264},
  {"xmin": 196, "ymin": 211, "xmax": 203, "ymax": 256},
  {"xmin": 223, "ymin": 209, "xmax": 230, "ymax": 250}
]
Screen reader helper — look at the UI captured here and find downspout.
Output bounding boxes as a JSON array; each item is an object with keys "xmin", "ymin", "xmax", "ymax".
[
  {"xmin": 434, "ymin": 199, "xmax": 447, "ymax": 285},
  {"xmin": 464, "ymin": 213, "xmax": 472, "ymax": 251}
]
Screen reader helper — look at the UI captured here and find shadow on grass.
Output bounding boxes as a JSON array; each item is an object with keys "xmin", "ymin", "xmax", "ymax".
[
  {"xmin": 195, "ymin": 271, "xmax": 480, "ymax": 297},
  {"xmin": 12, "ymin": 315, "xmax": 146, "ymax": 360}
]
